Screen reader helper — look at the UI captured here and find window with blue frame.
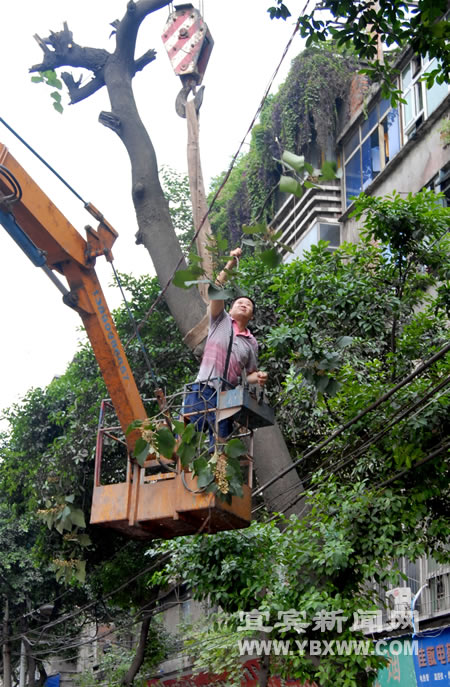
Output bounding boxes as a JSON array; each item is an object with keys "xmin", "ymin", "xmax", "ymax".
[{"xmin": 344, "ymin": 100, "xmax": 400, "ymax": 207}]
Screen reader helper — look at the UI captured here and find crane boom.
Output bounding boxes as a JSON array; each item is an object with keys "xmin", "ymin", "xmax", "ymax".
[
  {"xmin": 0, "ymin": 142, "xmax": 272, "ymax": 539},
  {"xmin": 0, "ymin": 144, "xmax": 147, "ymax": 447}
]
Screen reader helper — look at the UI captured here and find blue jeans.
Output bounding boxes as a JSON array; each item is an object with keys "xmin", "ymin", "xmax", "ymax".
[{"xmin": 183, "ymin": 383, "xmax": 233, "ymax": 451}]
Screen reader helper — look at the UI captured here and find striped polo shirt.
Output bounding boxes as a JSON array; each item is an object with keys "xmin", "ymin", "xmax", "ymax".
[{"xmin": 196, "ymin": 310, "xmax": 258, "ymax": 386}]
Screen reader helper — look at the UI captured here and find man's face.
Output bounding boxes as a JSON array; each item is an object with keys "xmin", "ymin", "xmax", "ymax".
[{"xmin": 229, "ymin": 297, "xmax": 254, "ymax": 321}]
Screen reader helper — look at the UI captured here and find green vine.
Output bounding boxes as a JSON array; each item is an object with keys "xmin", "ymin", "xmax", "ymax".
[{"xmin": 209, "ymin": 43, "xmax": 361, "ymax": 243}]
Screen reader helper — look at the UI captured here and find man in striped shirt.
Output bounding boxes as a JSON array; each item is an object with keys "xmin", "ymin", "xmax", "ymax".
[{"xmin": 184, "ymin": 248, "xmax": 268, "ymax": 446}]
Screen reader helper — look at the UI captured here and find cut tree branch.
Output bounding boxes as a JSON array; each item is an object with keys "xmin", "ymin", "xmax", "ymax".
[
  {"xmin": 134, "ymin": 48, "xmax": 157, "ymax": 74},
  {"xmin": 30, "ymin": 22, "xmax": 110, "ymax": 74},
  {"xmin": 99, "ymin": 111, "xmax": 122, "ymax": 133},
  {"xmin": 61, "ymin": 72, "xmax": 105, "ymax": 104}
]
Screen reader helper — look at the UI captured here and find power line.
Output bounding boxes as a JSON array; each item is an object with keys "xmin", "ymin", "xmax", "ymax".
[
  {"xmin": 258, "ymin": 372, "xmax": 450, "ymax": 510},
  {"xmin": 272, "ymin": 438, "xmax": 450, "ymax": 521},
  {"xmin": 0, "ymin": 117, "xmax": 87, "ymax": 205},
  {"xmin": 252, "ymin": 341, "xmax": 450, "ymax": 499},
  {"xmin": 2, "ymin": 552, "xmax": 172, "ymax": 646}
]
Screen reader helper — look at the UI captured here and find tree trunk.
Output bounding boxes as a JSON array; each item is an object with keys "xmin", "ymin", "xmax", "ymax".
[
  {"xmin": 29, "ymin": 0, "xmax": 305, "ymax": 516},
  {"xmin": 259, "ymin": 650, "xmax": 270, "ymax": 687},
  {"xmin": 121, "ymin": 614, "xmax": 152, "ymax": 686},
  {"xmin": 253, "ymin": 423, "xmax": 305, "ymax": 518},
  {"xmin": 25, "ymin": 638, "xmax": 36, "ymax": 687},
  {"xmin": 3, "ymin": 598, "xmax": 11, "ymax": 687},
  {"xmin": 101, "ymin": 58, "xmax": 206, "ymax": 353},
  {"xmin": 36, "ymin": 663, "xmax": 47, "ymax": 687}
]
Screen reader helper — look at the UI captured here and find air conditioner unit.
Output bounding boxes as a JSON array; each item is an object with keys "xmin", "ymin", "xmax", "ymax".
[{"xmin": 386, "ymin": 587, "xmax": 412, "ymax": 611}]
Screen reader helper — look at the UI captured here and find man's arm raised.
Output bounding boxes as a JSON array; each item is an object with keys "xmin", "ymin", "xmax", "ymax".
[{"xmin": 210, "ymin": 247, "xmax": 241, "ymax": 320}]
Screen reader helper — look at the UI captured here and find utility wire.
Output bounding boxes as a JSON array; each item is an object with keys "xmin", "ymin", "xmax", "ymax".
[
  {"xmin": 0, "ymin": 117, "xmax": 87, "ymax": 204},
  {"xmin": 3, "ymin": 552, "xmax": 171, "ymax": 645},
  {"xmin": 4, "ymin": 540, "xmax": 136, "ymax": 628},
  {"xmin": 21, "ymin": 592, "xmax": 183, "ymax": 659},
  {"xmin": 271, "ymin": 438, "xmax": 450, "ymax": 521},
  {"xmin": 252, "ymin": 341, "xmax": 450, "ymax": 498},
  {"xmin": 258, "ymin": 372, "xmax": 450, "ymax": 510}
]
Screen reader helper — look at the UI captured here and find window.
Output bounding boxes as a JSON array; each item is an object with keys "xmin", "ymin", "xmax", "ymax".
[
  {"xmin": 428, "ymin": 573, "xmax": 450, "ymax": 613},
  {"xmin": 426, "ymin": 163, "xmax": 450, "ymax": 207},
  {"xmin": 319, "ymin": 223, "xmax": 340, "ymax": 250},
  {"xmin": 286, "ymin": 222, "xmax": 341, "ymax": 262},
  {"xmin": 401, "ymin": 55, "xmax": 449, "ymax": 141},
  {"xmin": 344, "ymin": 101, "xmax": 400, "ymax": 206}
]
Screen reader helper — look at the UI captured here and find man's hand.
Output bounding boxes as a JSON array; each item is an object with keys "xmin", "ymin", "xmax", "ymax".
[
  {"xmin": 248, "ymin": 370, "xmax": 268, "ymax": 387},
  {"xmin": 256, "ymin": 370, "xmax": 268, "ymax": 387},
  {"xmin": 229, "ymin": 247, "xmax": 242, "ymax": 262}
]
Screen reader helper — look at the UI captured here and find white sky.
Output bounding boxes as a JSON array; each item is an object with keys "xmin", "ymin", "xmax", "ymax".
[{"xmin": 0, "ymin": 1, "xmax": 304, "ymax": 426}]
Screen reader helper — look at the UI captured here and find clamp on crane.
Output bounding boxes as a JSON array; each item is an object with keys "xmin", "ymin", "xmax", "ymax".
[{"xmin": 162, "ymin": 3, "xmax": 214, "ymax": 118}]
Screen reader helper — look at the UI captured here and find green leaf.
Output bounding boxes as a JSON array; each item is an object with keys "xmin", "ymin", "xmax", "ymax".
[
  {"xmin": 279, "ymin": 175, "xmax": 303, "ymax": 198},
  {"xmin": 208, "ymin": 284, "xmax": 236, "ymax": 300},
  {"xmin": 197, "ymin": 464, "xmax": 214, "ymax": 489},
  {"xmin": 70, "ymin": 508, "xmax": 86, "ymax": 528},
  {"xmin": 225, "ymin": 438, "xmax": 247, "ymax": 459},
  {"xmin": 315, "ymin": 374, "xmax": 330, "ymax": 392},
  {"xmin": 31, "ymin": 76, "xmax": 44, "ymax": 83},
  {"xmin": 260, "ymin": 247, "xmax": 283, "ymax": 268},
  {"xmin": 281, "ymin": 150, "xmax": 305, "ymax": 173},
  {"xmin": 320, "ymin": 160, "xmax": 337, "ymax": 181},
  {"xmin": 193, "ymin": 456, "xmax": 208, "ymax": 475},
  {"xmin": 173, "ymin": 269, "xmax": 198, "ymax": 289},
  {"xmin": 226, "ymin": 455, "xmax": 243, "ymax": 477},
  {"xmin": 182, "ymin": 422, "xmax": 197, "ymax": 443},
  {"xmin": 336, "ymin": 336, "xmax": 354, "ymax": 349},
  {"xmin": 156, "ymin": 427, "xmax": 176, "ymax": 459},
  {"xmin": 172, "ymin": 419, "xmax": 186, "ymax": 436},
  {"xmin": 74, "ymin": 560, "xmax": 86, "ymax": 584},
  {"xmin": 178, "ymin": 442, "xmax": 196, "ymax": 467},
  {"xmin": 242, "ymin": 223, "xmax": 267, "ymax": 234},
  {"xmin": 134, "ymin": 438, "xmax": 150, "ymax": 466},
  {"xmin": 325, "ymin": 379, "xmax": 342, "ymax": 397}
]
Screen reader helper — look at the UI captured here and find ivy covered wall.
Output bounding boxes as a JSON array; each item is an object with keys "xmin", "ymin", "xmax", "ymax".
[{"xmin": 208, "ymin": 43, "xmax": 361, "ymax": 243}]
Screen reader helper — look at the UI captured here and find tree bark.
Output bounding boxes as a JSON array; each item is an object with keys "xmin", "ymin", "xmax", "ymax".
[
  {"xmin": 253, "ymin": 423, "xmax": 305, "ymax": 518},
  {"xmin": 121, "ymin": 614, "xmax": 152, "ymax": 686},
  {"xmin": 25, "ymin": 639, "xmax": 36, "ymax": 687},
  {"xmin": 3, "ymin": 598, "xmax": 11, "ymax": 687},
  {"xmin": 259, "ymin": 650, "xmax": 270, "ymax": 687}
]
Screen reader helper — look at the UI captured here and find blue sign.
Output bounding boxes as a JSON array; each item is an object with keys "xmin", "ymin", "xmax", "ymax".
[
  {"xmin": 413, "ymin": 626, "xmax": 450, "ymax": 686},
  {"xmin": 44, "ymin": 675, "xmax": 60, "ymax": 687}
]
